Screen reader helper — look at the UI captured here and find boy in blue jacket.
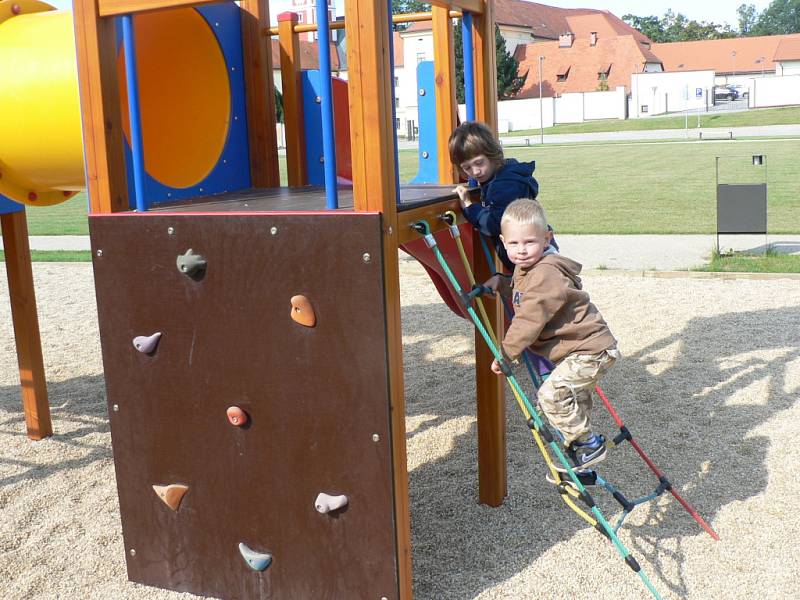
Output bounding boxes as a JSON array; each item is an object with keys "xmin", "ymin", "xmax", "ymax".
[{"xmin": 449, "ymin": 121, "xmax": 541, "ymax": 272}]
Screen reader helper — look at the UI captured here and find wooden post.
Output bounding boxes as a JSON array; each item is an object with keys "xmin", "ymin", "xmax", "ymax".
[
  {"xmin": 240, "ymin": 0, "xmax": 280, "ymax": 187},
  {"xmin": 344, "ymin": 1, "xmax": 411, "ymax": 598},
  {"xmin": 1, "ymin": 211, "xmax": 52, "ymax": 440},
  {"xmin": 278, "ymin": 12, "xmax": 307, "ymax": 187},
  {"xmin": 72, "ymin": 0, "xmax": 128, "ymax": 214},
  {"xmin": 432, "ymin": 5, "xmax": 458, "ymax": 184},
  {"xmin": 472, "ymin": 0, "xmax": 506, "ymax": 507}
]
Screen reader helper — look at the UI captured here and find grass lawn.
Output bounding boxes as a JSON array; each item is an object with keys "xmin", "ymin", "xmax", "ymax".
[
  {"xmin": 695, "ymin": 249, "xmax": 800, "ymax": 273},
  {"xmin": 507, "ymin": 106, "xmax": 800, "ymax": 137},
  {"xmin": 0, "ymin": 250, "xmax": 91, "ymax": 262},
  {"xmin": 400, "ymin": 138, "xmax": 800, "ymax": 234},
  {"xmin": 18, "ymin": 138, "xmax": 800, "ymax": 236}
]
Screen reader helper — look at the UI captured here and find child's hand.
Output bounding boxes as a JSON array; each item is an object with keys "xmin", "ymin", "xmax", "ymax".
[
  {"xmin": 491, "ymin": 359, "xmax": 504, "ymax": 376},
  {"xmin": 483, "ymin": 274, "xmax": 503, "ymax": 294},
  {"xmin": 453, "ymin": 185, "xmax": 473, "ymax": 210}
]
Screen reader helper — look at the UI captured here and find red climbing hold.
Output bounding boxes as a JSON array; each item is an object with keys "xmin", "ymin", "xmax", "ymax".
[{"xmin": 226, "ymin": 406, "xmax": 248, "ymax": 427}]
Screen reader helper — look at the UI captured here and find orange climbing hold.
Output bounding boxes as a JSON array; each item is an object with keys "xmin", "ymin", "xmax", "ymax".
[
  {"xmin": 226, "ymin": 406, "xmax": 248, "ymax": 427},
  {"xmin": 290, "ymin": 294, "xmax": 316, "ymax": 327},
  {"xmin": 152, "ymin": 484, "xmax": 188, "ymax": 511}
]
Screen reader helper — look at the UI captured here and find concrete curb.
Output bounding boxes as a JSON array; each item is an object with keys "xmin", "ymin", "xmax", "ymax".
[{"xmin": 584, "ymin": 269, "xmax": 800, "ymax": 281}]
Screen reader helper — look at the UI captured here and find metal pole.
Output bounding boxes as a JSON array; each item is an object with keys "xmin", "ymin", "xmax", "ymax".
[
  {"xmin": 317, "ymin": 0, "xmax": 338, "ymax": 209},
  {"xmin": 538, "ymin": 56, "xmax": 544, "ymax": 144},
  {"xmin": 121, "ymin": 15, "xmax": 146, "ymax": 212},
  {"xmin": 462, "ymin": 12, "xmax": 476, "ymax": 121}
]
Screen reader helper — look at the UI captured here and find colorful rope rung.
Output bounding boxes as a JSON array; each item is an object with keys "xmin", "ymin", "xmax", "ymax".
[
  {"xmin": 472, "ymin": 225, "xmax": 718, "ymax": 542},
  {"xmin": 411, "ymin": 219, "xmax": 663, "ymax": 600}
]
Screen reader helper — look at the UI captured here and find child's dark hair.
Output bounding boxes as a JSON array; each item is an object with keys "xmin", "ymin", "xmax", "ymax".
[{"xmin": 448, "ymin": 121, "xmax": 504, "ymax": 171}]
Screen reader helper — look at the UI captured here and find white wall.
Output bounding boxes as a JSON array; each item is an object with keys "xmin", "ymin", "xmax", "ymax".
[
  {"xmin": 750, "ymin": 74, "xmax": 800, "ymax": 108},
  {"xmin": 777, "ymin": 60, "xmax": 800, "ymax": 76},
  {"xmin": 492, "ymin": 97, "xmax": 555, "ymax": 131},
  {"xmin": 630, "ymin": 70, "xmax": 715, "ymax": 118}
]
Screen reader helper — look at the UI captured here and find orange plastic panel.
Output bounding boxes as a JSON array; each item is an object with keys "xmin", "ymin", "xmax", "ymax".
[{"xmin": 117, "ymin": 8, "xmax": 230, "ymax": 189}]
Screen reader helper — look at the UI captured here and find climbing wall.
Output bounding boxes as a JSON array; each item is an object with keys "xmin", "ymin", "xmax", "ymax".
[{"xmin": 89, "ymin": 212, "xmax": 399, "ymax": 599}]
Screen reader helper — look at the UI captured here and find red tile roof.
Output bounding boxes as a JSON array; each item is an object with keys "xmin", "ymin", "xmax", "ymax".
[
  {"xmin": 406, "ymin": 0, "xmax": 651, "ymax": 45},
  {"xmin": 514, "ymin": 35, "xmax": 657, "ymax": 98},
  {"xmin": 773, "ymin": 37, "xmax": 800, "ymax": 61},
  {"xmin": 652, "ymin": 34, "xmax": 800, "ymax": 74}
]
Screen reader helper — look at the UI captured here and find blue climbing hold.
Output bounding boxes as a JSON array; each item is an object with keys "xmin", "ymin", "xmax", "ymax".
[{"xmin": 238, "ymin": 542, "xmax": 272, "ymax": 572}]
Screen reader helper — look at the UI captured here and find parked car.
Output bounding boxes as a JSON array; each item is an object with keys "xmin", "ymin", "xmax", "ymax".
[
  {"xmin": 714, "ymin": 86, "xmax": 739, "ymax": 101},
  {"xmin": 730, "ymin": 84, "xmax": 750, "ymax": 99}
]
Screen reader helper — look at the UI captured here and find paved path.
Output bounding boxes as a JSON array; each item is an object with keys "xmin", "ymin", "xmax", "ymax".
[
  {"xmin": 397, "ymin": 123, "xmax": 800, "ymax": 150},
  {"xmin": 12, "ymin": 234, "xmax": 800, "ymax": 271}
]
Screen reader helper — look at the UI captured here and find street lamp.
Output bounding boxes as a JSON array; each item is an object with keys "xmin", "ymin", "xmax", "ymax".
[
  {"xmin": 538, "ymin": 55, "xmax": 544, "ymax": 145},
  {"xmin": 758, "ymin": 56, "xmax": 765, "ymax": 77}
]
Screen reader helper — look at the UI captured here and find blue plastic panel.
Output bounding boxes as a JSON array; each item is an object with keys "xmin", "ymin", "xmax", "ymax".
[
  {"xmin": 0, "ymin": 194, "xmax": 24, "ymax": 215},
  {"xmin": 119, "ymin": 2, "xmax": 251, "ymax": 210},
  {"xmin": 411, "ymin": 61, "xmax": 438, "ymax": 184}
]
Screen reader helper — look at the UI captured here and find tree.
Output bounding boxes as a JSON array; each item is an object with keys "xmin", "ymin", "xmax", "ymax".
[
  {"xmin": 274, "ymin": 88, "xmax": 284, "ymax": 123},
  {"xmin": 623, "ymin": 10, "xmax": 735, "ymax": 41},
  {"xmin": 753, "ymin": 0, "xmax": 800, "ymax": 35},
  {"xmin": 391, "ymin": 1, "xmax": 430, "ymax": 30},
  {"xmin": 737, "ymin": 3, "xmax": 758, "ymax": 34},
  {"xmin": 453, "ymin": 23, "xmax": 526, "ymax": 102}
]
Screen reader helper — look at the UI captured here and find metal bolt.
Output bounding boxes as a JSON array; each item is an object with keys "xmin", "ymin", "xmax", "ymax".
[
  {"xmin": 387, "ymin": 225, "xmax": 393, "ymax": 235},
  {"xmin": 418, "ymin": 88, "xmax": 426, "ymax": 96},
  {"xmin": 234, "ymin": 115, "xmax": 239, "ymax": 121},
  {"xmin": 215, "ymin": 22, "xmax": 219, "ymax": 27},
  {"xmin": 315, "ymin": 96, "xmax": 322, "ymax": 104},
  {"xmin": 129, "ymin": 548, "xmax": 136, "ymax": 557},
  {"xmin": 96, "ymin": 249, "xmax": 103, "ymax": 257},
  {"xmin": 112, "ymin": 404, "xmax": 119, "ymax": 412},
  {"xmin": 199, "ymin": 188, "xmax": 204, "ymax": 193},
  {"xmin": 11, "ymin": 4, "xmax": 21, "ymax": 15},
  {"xmin": 319, "ymin": 156, "xmax": 325, "ymax": 163},
  {"xmin": 270, "ymin": 226, "xmax": 278, "ymax": 235},
  {"xmin": 231, "ymin": 66, "xmax": 236, "ymax": 71},
  {"xmin": 167, "ymin": 227, "xmax": 175, "ymax": 235},
  {"xmin": 372, "ymin": 434, "xmax": 380, "ymax": 442},
  {"xmin": 422, "ymin": 151, "xmax": 429, "ymax": 159},
  {"xmin": 362, "ymin": 252, "xmax": 371, "ymax": 263}
]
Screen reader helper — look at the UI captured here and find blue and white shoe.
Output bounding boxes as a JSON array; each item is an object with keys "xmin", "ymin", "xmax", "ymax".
[{"xmin": 568, "ymin": 434, "xmax": 607, "ymax": 470}]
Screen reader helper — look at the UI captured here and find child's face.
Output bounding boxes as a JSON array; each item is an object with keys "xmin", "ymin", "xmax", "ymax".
[
  {"xmin": 459, "ymin": 154, "xmax": 496, "ymax": 184},
  {"xmin": 500, "ymin": 222, "xmax": 552, "ymax": 269}
]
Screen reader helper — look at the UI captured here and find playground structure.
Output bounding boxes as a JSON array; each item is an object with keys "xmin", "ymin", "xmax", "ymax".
[
  {"xmin": 0, "ymin": 0, "xmax": 506, "ymax": 597},
  {"xmin": 1, "ymin": 0, "xmax": 718, "ymax": 597}
]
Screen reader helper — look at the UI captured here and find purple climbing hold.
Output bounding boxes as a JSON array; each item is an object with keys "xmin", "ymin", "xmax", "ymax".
[{"xmin": 133, "ymin": 332, "xmax": 162, "ymax": 354}]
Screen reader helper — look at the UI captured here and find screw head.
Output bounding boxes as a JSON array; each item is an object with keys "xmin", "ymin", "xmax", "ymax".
[
  {"xmin": 27, "ymin": 191, "xmax": 38, "ymax": 201},
  {"xmin": 11, "ymin": 4, "xmax": 21, "ymax": 15},
  {"xmin": 422, "ymin": 151, "xmax": 429, "ymax": 159},
  {"xmin": 315, "ymin": 96, "xmax": 322, "ymax": 103},
  {"xmin": 418, "ymin": 88, "xmax": 426, "ymax": 96},
  {"xmin": 362, "ymin": 252, "xmax": 371, "ymax": 263},
  {"xmin": 129, "ymin": 548, "xmax": 136, "ymax": 557},
  {"xmin": 167, "ymin": 227, "xmax": 175, "ymax": 235},
  {"xmin": 270, "ymin": 226, "xmax": 278, "ymax": 235},
  {"xmin": 112, "ymin": 404, "xmax": 119, "ymax": 412},
  {"xmin": 387, "ymin": 225, "xmax": 393, "ymax": 235},
  {"xmin": 96, "ymin": 249, "xmax": 103, "ymax": 257},
  {"xmin": 372, "ymin": 434, "xmax": 380, "ymax": 442}
]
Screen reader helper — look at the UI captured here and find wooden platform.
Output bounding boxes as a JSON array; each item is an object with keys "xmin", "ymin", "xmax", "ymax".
[{"xmin": 145, "ymin": 184, "xmax": 460, "ymax": 214}]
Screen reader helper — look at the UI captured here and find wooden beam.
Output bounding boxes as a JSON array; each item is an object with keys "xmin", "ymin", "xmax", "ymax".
[
  {"xmin": 396, "ymin": 199, "xmax": 467, "ymax": 245},
  {"xmin": 430, "ymin": 0, "xmax": 483, "ymax": 15},
  {"xmin": 472, "ymin": 0, "xmax": 505, "ymax": 507},
  {"xmin": 73, "ymin": 0, "xmax": 128, "ymax": 213},
  {"xmin": 278, "ymin": 12, "xmax": 307, "ymax": 187},
  {"xmin": 344, "ymin": 2, "xmax": 411, "ymax": 598},
  {"xmin": 1, "ymin": 211, "xmax": 52, "ymax": 440},
  {"xmin": 98, "ymin": 0, "xmax": 220, "ymax": 17},
  {"xmin": 241, "ymin": 0, "xmax": 280, "ymax": 187},
  {"xmin": 432, "ymin": 5, "xmax": 458, "ymax": 184}
]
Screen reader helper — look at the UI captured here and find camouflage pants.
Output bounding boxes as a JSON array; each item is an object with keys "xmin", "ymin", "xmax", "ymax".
[{"xmin": 536, "ymin": 347, "xmax": 619, "ymax": 446}]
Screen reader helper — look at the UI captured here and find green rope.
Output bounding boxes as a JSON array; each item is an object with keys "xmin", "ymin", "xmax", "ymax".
[{"xmin": 413, "ymin": 220, "xmax": 662, "ymax": 600}]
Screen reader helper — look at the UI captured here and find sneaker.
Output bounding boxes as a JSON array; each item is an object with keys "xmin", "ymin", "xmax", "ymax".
[{"xmin": 569, "ymin": 434, "xmax": 607, "ymax": 470}]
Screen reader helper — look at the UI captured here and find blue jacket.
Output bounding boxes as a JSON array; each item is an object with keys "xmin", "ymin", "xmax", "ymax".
[{"xmin": 463, "ymin": 158, "xmax": 540, "ymax": 271}]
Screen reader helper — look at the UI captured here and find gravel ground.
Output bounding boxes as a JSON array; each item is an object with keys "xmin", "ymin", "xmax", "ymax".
[{"xmin": 2, "ymin": 260, "xmax": 799, "ymax": 600}]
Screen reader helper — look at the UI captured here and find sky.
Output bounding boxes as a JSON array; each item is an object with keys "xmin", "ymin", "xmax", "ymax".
[{"xmin": 46, "ymin": 0, "xmax": 776, "ymax": 31}]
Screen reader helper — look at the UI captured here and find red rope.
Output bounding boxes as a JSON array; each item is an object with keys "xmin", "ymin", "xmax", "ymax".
[{"xmin": 595, "ymin": 385, "xmax": 720, "ymax": 541}]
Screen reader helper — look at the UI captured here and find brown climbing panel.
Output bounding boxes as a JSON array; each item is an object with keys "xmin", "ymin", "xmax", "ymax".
[{"xmin": 89, "ymin": 212, "xmax": 399, "ymax": 599}]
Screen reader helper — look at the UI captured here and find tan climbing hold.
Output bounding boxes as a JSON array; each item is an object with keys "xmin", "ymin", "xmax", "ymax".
[
  {"xmin": 290, "ymin": 295, "xmax": 316, "ymax": 327},
  {"xmin": 152, "ymin": 484, "xmax": 189, "ymax": 511}
]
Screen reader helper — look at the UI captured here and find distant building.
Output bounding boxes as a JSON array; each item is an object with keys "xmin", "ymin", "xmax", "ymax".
[{"xmin": 270, "ymin": 0, "xmax": 336, "ymax": 42}]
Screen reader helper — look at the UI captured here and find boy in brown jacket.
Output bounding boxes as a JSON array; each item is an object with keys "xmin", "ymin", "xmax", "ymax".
[{"xmin": 486, "ymin": 199, "xmax": 619, "ymax": 471}]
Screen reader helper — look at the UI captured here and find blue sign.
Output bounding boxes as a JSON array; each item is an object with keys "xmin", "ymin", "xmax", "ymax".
[{"xmin": 696, "ymin": 87, "xmax": 703, "ymax": 98}]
